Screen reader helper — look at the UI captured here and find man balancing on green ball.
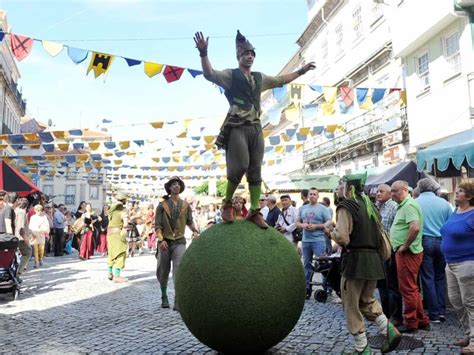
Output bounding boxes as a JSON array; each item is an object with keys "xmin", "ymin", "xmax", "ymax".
[{"xmin": 194, "ymin": 30, "xmax": 315, "ymax": 229}]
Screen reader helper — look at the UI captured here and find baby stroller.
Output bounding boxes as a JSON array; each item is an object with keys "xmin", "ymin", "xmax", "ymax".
[
  {"xmin": 0, "ymin": 234, "xmax": 20, "ymax": 301},
  {"xmin": 309, "ymin": 254, "xmax": 341, "ymax": 303}
]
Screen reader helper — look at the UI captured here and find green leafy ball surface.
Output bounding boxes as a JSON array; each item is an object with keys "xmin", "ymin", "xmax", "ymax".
[{"xmin": 176, "ymin": 220, "xmax": 305, "ymax": 353}]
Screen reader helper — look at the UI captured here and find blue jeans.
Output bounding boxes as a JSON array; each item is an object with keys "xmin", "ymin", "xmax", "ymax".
[
  {"xmin": 420, "ymin": 236, "xmax": 446, "ymax": 319},
  {"xmin": 302, "ymin": 239, "xmax": 328, "ymax": 289}
]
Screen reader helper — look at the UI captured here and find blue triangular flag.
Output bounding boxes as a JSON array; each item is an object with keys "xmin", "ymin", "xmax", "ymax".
[
  {"xmin": 67, "ymin": 47, "xmax": 89, "ymax": 64},
  {"xmin": 0, "ymin": 32, "xmax": 4, "ymax": 42},
  {"xmin": 188, "ymin": 69, "xmax": 203, "ymax": 78},
  {"xmin": 272, "ymin": 85, "xmax": 288, "ymax": 103},
  {"xmin": 124, "ymin": 58, "xmax": 141, "ymax": 67},
  {"xmin": 371, "ymin": 88, "xmax": 386, "ymax": 104},
  {"xmin": 356, "ymin": 88, "xmax": 369, "ymax": 105},
  {"xmin": 309, "ymin": 85, "xmax": 323, "ymax": 92}
]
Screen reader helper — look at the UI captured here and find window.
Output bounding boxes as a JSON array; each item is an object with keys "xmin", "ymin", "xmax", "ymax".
[
  {"xmin": 90, "ymin": 185, "xmax": 99, "ymax": 200},
  {"xmin": 415, "ymin": 52, "xmax": 430, "ymax": 89},
  {"xmin": 443, "ymin": 32, "xmax": 461, "ymax": 74},
  {"xmin": 65, "ymin": 185, "xmax": 76, "ymax": 205},
  {"xmin": 334, "ymin": 23, "xmax": 344, "ymax": 56},
  {"xmin": 371, "ymin": 2, "xmax": 384, "ymax": 24},
  {"xmin": 352, "ymin": 5, "xmax": 363, "ymax": 40},
  {"xmin": 43, "ymin": 184, "xmax": 53, "ymax": 197}
]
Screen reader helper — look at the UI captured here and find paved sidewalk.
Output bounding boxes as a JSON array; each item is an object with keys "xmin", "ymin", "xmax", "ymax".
[{"xmin": 0, "ymin": 252, "xmax": 466, "ymax": 354}]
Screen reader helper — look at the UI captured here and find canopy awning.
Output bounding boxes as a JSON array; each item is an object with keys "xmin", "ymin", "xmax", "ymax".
[
  {"xmin": 0, "ymin": 160, "xmax": 40, "ymax": 197},
  {"xmin": 365, "ymin": 161, "xmax": 428, "ymax": 191},
  {"xmin": 266, "ymin": 174, "xmax": 340, "ymax": 192},
  {"xmin": 416, "ymin": 128, "xmax": 474, "ymax": 172}
]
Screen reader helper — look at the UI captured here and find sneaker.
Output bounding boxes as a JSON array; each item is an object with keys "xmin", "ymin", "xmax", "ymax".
[
  {"xmin": 397, "ymin": 325, "xmax": 417, "ymax": 334},
  {"xmin": 381, "ymin": 322, "xmax": 402, "ymax": 353},
  {"xmin": 439, "ymin": 315, "xmax": 446, "ymax": 322},
  {"xmin": 352, "ymin": 344, "xmax": 372, "ymax": 354},
  {"xmin": 161, "ymin": 296, "xmax": 170, "ymax": 309},
  {"xmin": 430, "ymin": 318, "xmax": 441, "ymax": 324},
  {"xmin": 305, "ymin": 288, "xmax": 312, "ymax": 300},
  {"xmin": 107, "ymin": 273, "xmax": 113, "ymax": 281}
]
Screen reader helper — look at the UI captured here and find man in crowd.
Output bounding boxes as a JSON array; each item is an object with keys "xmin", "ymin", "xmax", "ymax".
[
  {"xmin": 296, "ymin": 187, "xmax": 331, "ymax": 299},
  {"xmin": 193, "ymin": 30, "xmax": 314, "ymax": 228},
  {"xmin": 53, "ymin": 204, "xmax": 65, "ymax": 257},
  {"xmin": 376, "ymin": 183, "xmax": 403, "ymax": 326},
  {"xmin": 301, "ymin": 189, "xmax": 309, "ymax": 206},
  {"xmin": 155, "ymin": 176, "xmax": 199, "ymax": 310},
  {"xmin": 275, "ymin": 194, "xmax": 299, "ymax": 248},
  {"xmin": 265, "ymin": 195, "xmax": 280, "ymax": 228},
  {"xmin": 326, "ymin": 175, "xmax": 401, "ymax": 354},
  {"xmin": 390, "ymin": 180, "xmax": 430, "ymax": 333},
  {"xmin": 416, "ymin": 178, "xmax": 452, "ymax": 323},
  {"xmin": 259, "ymin": 195, "xmax": 269, "ymax": 220},
  {"xmin": 321, "ymin": 197, "xmax": 333, "ymax": 219}
]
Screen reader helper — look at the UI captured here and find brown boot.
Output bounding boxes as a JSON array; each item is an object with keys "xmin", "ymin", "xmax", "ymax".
[
  {"xmin": 246, "ymin": 209, "xmax": 268, "ymax": 229},
  {"xmin": 113, "ymin": 276, "xmax": 128, "ymax": 283},
  {"xmin": 221, "ymin": 200, "xmax": 234, "ymax": 223}
]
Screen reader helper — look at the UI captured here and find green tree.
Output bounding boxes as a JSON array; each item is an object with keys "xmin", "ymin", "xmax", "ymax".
[{"xmin": 194, "ymin": 180, "xmax": 227, "ymax": 197}]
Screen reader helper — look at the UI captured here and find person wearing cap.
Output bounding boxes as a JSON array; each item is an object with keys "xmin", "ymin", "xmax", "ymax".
[
  {"xmin": 416, "ymin": 178, "xmax": 452, "ymax": 323},
  {"xmin": 275, "ymin": 194, "xmax": 299, "ymax": 249},
  {"xmin": 106, "ymin": 192, "xmax": 129, "ymax": 283},
  {"xmin": 193, "ymin": 31, "xmax": 315, "ymax": 229},
  {"xmin": 325, "ymin": 174, "xmax": 401, "ymax": 354},
  {"xmin": 155, "ymin": 176, "xmax": 199, "ymax": 310}
]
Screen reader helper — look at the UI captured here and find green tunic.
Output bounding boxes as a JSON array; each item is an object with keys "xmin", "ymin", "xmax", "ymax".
[{"xmin": 107, "ymin": 202, "xmax": 128, "ymax": 269}]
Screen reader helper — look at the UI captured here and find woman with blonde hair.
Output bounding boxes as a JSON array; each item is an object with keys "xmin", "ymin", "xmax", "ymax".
[
  {"xmin": 28, "ymin": 204, "xmax": 50, "ymax": 268},
  {"xmin": 233, "ymin": 196, "xmax": 248, "ymax": 220}
]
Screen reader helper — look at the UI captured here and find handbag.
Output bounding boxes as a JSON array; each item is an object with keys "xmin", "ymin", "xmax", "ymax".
[
  {"xmin": 375, "ymin": 217, "xmax": 392, "ymax": 261},
  {"xmin": 281, "ymin": 210, "xmax": 303, "ymax": 242}
]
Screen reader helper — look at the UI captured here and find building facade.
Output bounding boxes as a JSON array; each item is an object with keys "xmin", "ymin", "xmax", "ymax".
[{"xmin": 0, "ymin": 11, "xmax": 26, "ymax": 136}]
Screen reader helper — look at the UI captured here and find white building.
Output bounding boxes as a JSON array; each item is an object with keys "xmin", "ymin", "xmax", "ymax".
[
  {"xmin": 0, "ymin": 11, "xmax": 25, "ymax": 136},
  {"xmin": 390, "ymin": 0, "xmax": 473, "ymax": 165},
  {"xmin": 262, "ymin": 0, "xmax": 408, "ymax": 188}
]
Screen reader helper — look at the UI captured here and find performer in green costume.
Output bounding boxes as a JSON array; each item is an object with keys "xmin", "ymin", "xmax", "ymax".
[
  {"xmin": 193, "ymin": 30, "xmax": 315, "ymax": 228},
  {"xmin": 106, "ymin": 192, "xmax": 129, "ymax": 283}
]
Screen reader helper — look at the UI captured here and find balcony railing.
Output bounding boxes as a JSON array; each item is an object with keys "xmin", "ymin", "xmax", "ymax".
[{"xmin": 303, "ymin": 106, "xmax": 407, "ymax": 164}]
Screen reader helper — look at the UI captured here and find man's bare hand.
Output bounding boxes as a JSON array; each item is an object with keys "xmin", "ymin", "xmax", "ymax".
[
  {"xmin": 159, "ymin": 240, "xmax": 168, "ymax": 252},
  {"xmin": 302, "ymin": 62, "xmax": 316, "ymax": 74},
  {"xmin": 194, "ymin": 32, "xmax": 209, "ymax": 53}
]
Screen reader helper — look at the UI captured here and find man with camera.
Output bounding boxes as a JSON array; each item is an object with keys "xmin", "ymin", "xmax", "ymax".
[{"xmin": 275, "ymin": 194, "xmax": 300, "ymax": 249}]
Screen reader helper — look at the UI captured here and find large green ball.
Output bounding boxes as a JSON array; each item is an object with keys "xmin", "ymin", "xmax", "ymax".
[{"xmin": 175, "ymin": 220, "xmax": 305, "ymax": 353}]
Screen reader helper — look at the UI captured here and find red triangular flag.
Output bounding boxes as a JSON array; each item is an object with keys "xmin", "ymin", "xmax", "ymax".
[
  {"xmin": 339, "ymin": 86, "xmax": 354, "ymax": 107},
  {"xmin": 11, "ymin": 34, "xmax": 34, "ymax": 61},
  {"xmin": 163, "ymin": 65, "xmax": 185, "ymax": 83}
]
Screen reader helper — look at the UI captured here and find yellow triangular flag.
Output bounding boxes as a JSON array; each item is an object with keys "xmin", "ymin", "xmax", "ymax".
[
  {"xmin": 144, "ymin": 62, "xmax": 164, "ymax": 78},
  {"xmin": 177, "ymin": 130, "xmax": 187, "ymax": 138},
  {"xmin": 119, "ymin": 141, "xmax": 130, "ymax": 150},
  {"xmin": 23, "ymin": 133, "xmax": 38, "ymax": 141},
  {"xmin": 42, "ymin": 40, "xmax": 64, "ymax": 57},
  {"xmin": 284, "ymin": 106, "xmax": 300, "ymax": 122},
  {"xmin": 359, "ymin": 96, "xmax": 373, "ymax": 110},
  {"xmin": 321, "ymin": 101, "xmax": 336, "ymax": 115},
  {"xmin": 58, "ymin": 143, "xmax": 69, "ymax": 152},
  {"xmin": 88, "ymin": 142, "xmax": 100, "ymax": 151},
  {"xmin": 87, "ymin": 52, "xmax": 115, "ymax": 79},
  {"xmin": 53, "ymin": 131, "xmax": 67, "ymax": 139},
  {"xmin": 275, "ymin": 146, "xmax": 285, "ymax": 154},
  {"xmin": 152, "ymin": 157, "xmax": 160, "ymax": 163},
  {"xmin": 298, "ymin": 127, "xmax": 310, "ymax": 135},
  {"xmin": 204, "ymin": 135, "xmax": 215, "ymax": 144},
  {"xmin": 151, "ymin": 121, "xmax": 164, "ymax": 129},
  {"xmin": 326, "ymin": 124, "xmax": 338, "ymax": 133},
  {"xmin": 323, "ymin": 87, "xmax": 338, "ymax": 104},
  {"xmin": 263, "ymin": 129, "xmax": 271, "ymax": 139}
]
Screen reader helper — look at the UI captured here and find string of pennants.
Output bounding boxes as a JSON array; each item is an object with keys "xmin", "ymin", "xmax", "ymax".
[{"xmin": 2, "ymin": 31, "xmax": 203, "ymax": 81}]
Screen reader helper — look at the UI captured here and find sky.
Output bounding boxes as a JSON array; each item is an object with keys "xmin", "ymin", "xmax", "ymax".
[{"xmin": 1, "ymin": 0, "xmax": 310, "ymax": 142}]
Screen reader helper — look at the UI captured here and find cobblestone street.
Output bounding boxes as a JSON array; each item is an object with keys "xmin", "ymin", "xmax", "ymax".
[{"xmin": 0, "ymin": 252, "xmax": 466, "ymax": 354}]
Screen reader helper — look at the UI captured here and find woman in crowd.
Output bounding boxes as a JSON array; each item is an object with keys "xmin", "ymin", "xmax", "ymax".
[
  {"xmin": 96, "ymin": 205, "xmax": 109, "ymax": 256},
  {"xmin": 28, "ymin": 204, "xmax": 51, "ymax": 268},
  {"xmin": 15, "ymin": 198, "xmax": 31, "ymax": 275},
  {"xmin": 63, "ymin": 210, "xmax": 74, "ymax": 254},
  {"xmin": 145, "ymin": 203, "xmax": 156, "ymax": 251},
  {"xmin": 440, "ymin": 181, "xmax": 474, "ymax": 354},
  {"xmin": 79, "ymin": 203, "xmax": 99, "ymax": 260},
  {"xmin": 233, "ymin": 196, "xmax": 248, "ymax": 220},
  {"xmin": 73, "ymin": 201, "xmax": 86, "ymax": 250}
]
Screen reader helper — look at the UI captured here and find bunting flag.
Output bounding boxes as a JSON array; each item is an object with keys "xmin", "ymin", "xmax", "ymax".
[
  {"xmin": 151, "ymin": 122, "xmax": 164, "ymax": 129},
  {"xmin": 163, "ymin": 65, "xmax": 185, "ymax": 83},
  {"xmin": 371, "ymin": 88, "xmax": 386, "ymax": 104},
  {"xmin": 87, "ymin": 52, "xmax": 114, "ymax": 78},
  {"xmin": 124, "ymin": 58, "xmax": 141, "ymax": 67},
  {"xmin": 340, "ymin": 87, "xmax": 354, "ymax": 107},
  {"xmin": 272, "ymin": 85, "xmax": 288, "ymax": 103},
  {"xmin": 11, "ymin": 34, "xmax": 34, "ymax": 61},
  {"xmin": 68, "ymin": 47, "xmax": 89, "ymax": 64},
  {"xmin": 42, "ymin": 40, "xmax": 64, "ymax": 57},
  {"xmin": 144, "ymin": 62, "xmax": 164, "ymax": 78},
  {"xmin": 0, "ymin": 32, "xmax": 4, "ymax": 42}
]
